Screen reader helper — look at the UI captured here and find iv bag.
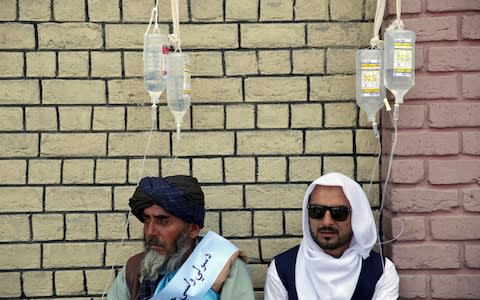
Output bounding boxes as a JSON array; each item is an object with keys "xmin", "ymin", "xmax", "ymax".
[
  {"xmin": 144, "ymin": 32, "xmax": 168, "ymax": 102},
  {"xmin": 384, "ymin": 29, "xmax": 416, "ymax": 104},
  {"xmin": 167, "ymin": 52, "xmax": 191, "ymax": 139},
  {"xmin": 356, "ymin": 49, "xmax": 385, "ymax": 123}
]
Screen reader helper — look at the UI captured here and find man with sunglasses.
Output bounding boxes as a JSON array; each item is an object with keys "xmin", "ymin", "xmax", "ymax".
[{"xmin": 264, "ymin": 172, "xmax": 399, "ymax": 299}]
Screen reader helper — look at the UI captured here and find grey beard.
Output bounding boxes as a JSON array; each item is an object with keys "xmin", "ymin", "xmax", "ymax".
[{"xmin": 140, "ymin": 225, "xmax": 192, "ymax": 281}]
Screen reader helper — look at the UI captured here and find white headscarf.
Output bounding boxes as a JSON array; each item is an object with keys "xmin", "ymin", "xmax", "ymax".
[{"xmin": 296, "ymin": 172, "xmax": 377, "ymax": 300}]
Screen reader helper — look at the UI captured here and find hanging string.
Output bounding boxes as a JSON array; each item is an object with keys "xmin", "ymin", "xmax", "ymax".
[
  {"xmin": 169, "ymin": 0, "xmax": 182, "ymax": 52},
  {"xmin": 370, "ymin": 0, "xmax": 387, "ymax": 49},
  {"xmin": 386, "ymin": 0, "xmax": 405, "ymax": 32}
]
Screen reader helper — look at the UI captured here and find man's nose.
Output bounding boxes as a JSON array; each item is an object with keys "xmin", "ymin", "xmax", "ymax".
[
  {"xmin": 321, "ymin": 211, "xmax": 335, "ymax": 225},
  {"xmin": 145, "ymin": 221, "xmax": 155, "ymax": 237}
]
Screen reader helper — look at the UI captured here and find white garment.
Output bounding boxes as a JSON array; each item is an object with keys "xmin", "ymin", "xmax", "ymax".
[{"xmin": 264, "ymin": 172, "xmax": 399, "ymax": 300}]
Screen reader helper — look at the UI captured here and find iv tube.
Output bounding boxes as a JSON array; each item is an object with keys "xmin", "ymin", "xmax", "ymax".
[{"xmin": 167, "ymin": 52, "xmax": 191, "ymax": 140}]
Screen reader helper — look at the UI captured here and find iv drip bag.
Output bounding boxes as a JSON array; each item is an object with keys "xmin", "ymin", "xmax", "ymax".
[
  {"xmin": 384, "ymin": 29, "xmax": 416, "ymax": 104},
  {"xmin": 167, "ymin": 52, "xmax": 191, "ymax": 139},
  {"xmin": 144, "ymin": 32, "xmax": 168, "ymax": 103},
  {"xmin": 356, "ymin": 49, "xmax": 385, "ymax": 123}
]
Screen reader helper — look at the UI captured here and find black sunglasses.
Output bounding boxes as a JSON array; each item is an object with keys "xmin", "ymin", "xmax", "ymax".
[{"xmin": 307, "ymin": 204, "xmax": 351, "ymax": 222}]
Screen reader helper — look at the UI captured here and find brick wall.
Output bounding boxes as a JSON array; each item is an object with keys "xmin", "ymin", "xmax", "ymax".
[{"xmin": 382, "ymin": 0, "xmax": 480, "ymax": 299}]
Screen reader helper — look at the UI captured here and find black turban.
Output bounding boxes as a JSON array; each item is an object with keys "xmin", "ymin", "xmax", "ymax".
[{"xmin": 129, "ymin": 175, "xmax": 205, "ymax": 228}]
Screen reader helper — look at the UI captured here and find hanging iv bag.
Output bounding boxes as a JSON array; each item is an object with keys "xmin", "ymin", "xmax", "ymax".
[
  {"xmin": 356, "ymin": 49, "xmax": 385, "ymax": 123},
  {"xmin": 384, "ymin": 29, "xmax": 416, "ymax": 104},
  {"xmin": 167, "ymin": 52, "xmax": 191, "ymax": 139},
  {"xmin": 144, "ymin": 31, "xmax": 168, "ymax": 103}
]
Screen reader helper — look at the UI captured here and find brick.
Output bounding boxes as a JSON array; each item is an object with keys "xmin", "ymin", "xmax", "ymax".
[
  {"xmin": 0, "ymin": 133, "xmax": 38, "ymax": 157},
  {"xmin": 257, "ymin": 157, "xmax": 286, "ymax": 182},
  {"xmin": 108, "ymin": 79, "xmax": 149, "ymax": 104},
  {"xmin": 95, "ymin": 159, "xmax": 126, "ymax": 184},
  {"xmin": 390, "ymin": 159, "xmax": 425, "ymax": 183},
  {"xmin": 26, "ymin": 52, "xmax": 56, "ymax": 77},
  {"xmin": 429, "ymin": 160, "xmax": 480, "ymax": 184},
  {"xmin": 0, "ymin": 273, "xmax": 20, "ymax": 297},
  {"xmin": 225, "ymin": 50, "xmax": 259, "ymax": 76},
  {"xmin": 0, "ymin": 160, "xmax": 26, "ymax": 184},
  {"xmin": 396, "ymin": 132, "xmax": 459, "ymax": 155},
  {"xmin": 159, "ymin": 106, "xmax": 192, "ymax": 131},
  {"xmin": 257, "ymin": 104, "xmax": 289, "ymax": 128},
  {"xmin": 41, "ymin": 133, "xmax": 106, "ymax": 156},
  {"xmin": 0, "ymin": 187, "xmax": 42, "ymax": 212},
  {"xmin": 192, "ymin": 158, "xmax": 223, "ymax": 183},
  {"xmin": 0, "ymin": 244, "xmax": 40, "ymax": 269},
  {"xmin": 285, "ymin": 210, "xmax": 302, "ymax": 235},
  {"xmin": 289, "ymin": 157, "xmax": 322, "ymax": 182},
  {"xmin": 0, "ymin": 23, "xmax": 35, "ymax": 49},
  {"xmin": 0, "ymin": 0, "xmax": 16, "ymax": 20},
  {"xmin": 407, "ymin": 74, "xmax": 457, "ymax": 100},
  {"xmin": 245, "ymin": 77, "xmax": 307, "ymax": 101},
  {"xmin": 157, "ymin": 0, "xmax": 189, "ymax": 21},
  {"xmin": 327, "ymin": 48, "xmax": 356, "ymax": 74},
  {"xmin": 428, "ymin": 47, "xmax": 480, "ymax": 71},
  {"xmin": 0, "ymin": 215, "xmax": 30, "ymax": 241},
  {"xmin": 0, "ymin": 80, "xmax": 40, "ymax": 104},
  {"xmin": 53, "ymin": 0, "xmax": 85, "ymax": 21},
  {"xmin": 44, "ymin": 243, "xmax": 103, "ymax": 267},
  {"xmin": 260, "ymin": 238, "xmax": 301, "ymax": 260},
  {"xmin": 55, "ymin": 270, "xmax": 84, "ymax": 295},
  {"xmin": 404, "ymin": 16, "xmax": 458, "ymax": 42},
  {"xmin": 238, "ymin": 131, "xmax": 303, "ymax": 155},
  {"xmin": 397, "ymin": 104, "xmax": 425, "ymax": 128},
  {"xmin": 23, "ymin": 271, "xmax": 53, "ymax": 297},
  {"xmin": 90, "ymin": 51, "xmax": 121, "ymax": 77},
  {"xmin": 105, "ymin": 24, "xmax": 151, "ymax": 49},
  {"xmin": 462, "ymin": 74, "xmax": 480, "ymax": 99},
  {"xmin": 291, "ymin": 103, "xmax": 322, "ymax": 128},
  {"xmin": 391, "ymin": 216, "xmax": 426, "ymax": 241},
  {"xmin": 191, "ymin": 0, "xmax": 223, "ymax": 21},
  {"xmin": 86, "ymin": 269, "xmax": 115, "ymax": 294},
  {"xmin": 0, "ymin": 107, "xmax": 23, "ymax": 130},
  {"xmin": 305, "ymin": 130, "xmax": 353, "ymax": 153},
  {"xmin": 226, "ymin": 104, "xmax": 255, "ymax": 129},
  {"xmin": 331, "ymin": 0, "xmax": 362, "ymax": 20},
  {"xmin": 0, "ymin": 52, "xmax": 23, "ymax": 77},
  {"xmin": 250, "ymin": 264, "xmax": 268, "ymax": 289},
  {"xmin": 88, "ymin": 0, "xmax": 120, "ymax": 22},
  {"xmin": 222, "ymin": 157, "xmax": 254, "ymax": 182},
  {"xmin": 465, "ymin": 244, "xmax": 480, "ymax": 268},
  {"xmin": 464, "ymin": 189, "xmax": 480, "ymax": 212},
  {"xmin": 192, "ymin": 105, "xmax": 224, "ymax": 129},
  {"xmin": 45, "ymin": 186, "xmax": 111, "ymax": 211},
  {"xmin": 19, "ymin": 0, "xmax": 51, "ymax": 21},
  {"xmin": 128, "ymin": 159, "xmax": 160, "ymax": 183},
  {"xmin": 28, "ymin": 159, "xmax": 61, "ymax": 184},
  {"xmin": 310, "ymin": 75, "xmax": 355, "ymax": 101},
  {"xmin": 387, "ymin": 0, "xmax": 422, "ymax": 14},
  {"xmin": 463, "ymin": 131, "xmax": 480, "ymax": 154},
  {"xmin": 241, "ymin": 24, "xmax": 305, "ymax": 48},
  {"xmin": 109, "ymin": 132, "xmax": 169, "ymax": 156},
  {"xmin": 222, "ymin": 211, "xmax": 252, "ymax": 237},
  {"xmin": 294, "ymin": 0, "xmax": 328, "ymax": 20},
  {"xmin": 59, "ymin": 106, "xmax": 92, "ymax": 131},
  {"xmin": 254, "ymin": 211, "xmax": 283, "ymax": 235},
  {"xmin": 308, "ymin": 23, "xmax": 371, "ymax": 47},
  {"xmin": 431, "ymin": 274, "xmax": 480, "ymax": 299},
  {"xmin": 192, "ymin": 78, "xmax": 243, "ymax": 103},
  {"xmin": 427, "ymin": 0, "xmax": 480, "ymax": 12},
  {"xmin": 258, "ymin": 50, "xmax": 291, "ymax": 74},
  {"xmin": 112, "ymin": 186, "xmax": 135, "ymax": 210},
  {"xmin": 434, "ymin": 103, "xmax": 480, "ymax": 128},
  {"xmin": 356, "ymin": 129, "xmax": 380, "ymax": 154},
  {"xmin": 356, "ymin": 156, "xmax": 379, "ymax": 182},
  {"xmin": 399, "ymin": 275, "xmax": 427, "ymax": 298},
  {"xmin": 431, "ymin": 215, "xmax": 480, "ymax": 240},
  {"xmin": 203, "ymin": 185, "xmax": 244, "ymax": 209},
  {"xmin": 189, "ymin": 51, "xmax": 223, "ymax": 76},
  {"xmin": 325, "ymin": 103, "xmax": 356, "ymax": 127},
  {"xmin": 32, "ymin": 214, "xmax": 64, "ymax": 240},
  {"xmin": 173, "ymin": 132, "xmax": 234, "ymax": 156},
  {"xmin": 324, "ymin": 156, "xmax": 354, "ymax": 178},
  {"xmin": 182, "ymin": 24, "xmax": 238, "ymax": 49},
  {"xmin": 105, "ymin": 241, "xmax": 144, "ymax": 266},
  {"xmin": 38, "ymin": 23, "xmax": 102, "ymax": 49},
  {"xmin": 126, "ymin": 107, "xmax": 156, "ymax": 130},
  {"xmin": 260, "ymin": 0, "xmax": 293, "ymax": 21},
  {"xmin": 390, "ymin": 188, "xmax": 458, "ymax": 212},
  {"xmin": 292, "ymin": 49, "xmax": 325, "ymax": 74},
  {"xmin": 246, "ymin": 184, "xmax": 305, "ymax": 208},
  {"xmin": 462, "ymin": 15, "xmax": 480, "ymax": 39},
  {"xmin": 66, "ymin": 213, "xmax": 96, "ymax": 240},
  {"xmin": 43, "ymin": 80, "xmax": 106, "ymax": 104},
  {"xmin": 121, "ymin": 0, "xmax": 152, "ymax": 21},
  {"xmin": 92, "ymin": 107, "xmax": 125, "ymax": 131},
  {"xmin": 226, "ymin": 0, "xmax": 258, "ymax": 21},
  {"xmin": 392, "ymin": 243, "xmax": 460, "ymax": 269},
  {"xmin": 63, "ymin": 159, "xmax": 94, "ymax": 184},
  {"xmin": 25, "ymin": 107, "xmax": 57, "ymax": 131},
  {"xmin": 160, "ymin": 158, "xmax": 190, "ymax": 178}
]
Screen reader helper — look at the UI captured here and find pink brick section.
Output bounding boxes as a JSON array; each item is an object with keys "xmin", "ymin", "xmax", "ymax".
[{"xmin": 383, "ymin": 1, "xmax": 480, "ymax": 299}]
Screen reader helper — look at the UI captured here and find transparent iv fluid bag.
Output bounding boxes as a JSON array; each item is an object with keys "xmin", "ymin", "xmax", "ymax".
[
  {"xmin": 167, "ymin": 53, "xmax": 191, "ymax": 129},
  {"xmin": 144, "ymin": 32, "xmax": 168, "ymax": 97},
  {"xmin": 356, "ymin": 49, "xmax": 385, "ymax": 122}
]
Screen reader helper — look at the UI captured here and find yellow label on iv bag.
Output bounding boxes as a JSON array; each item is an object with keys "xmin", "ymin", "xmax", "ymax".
[
  {"xmin": 360, "ymin": 59, "xmax": 381, "ymax": 97},
  {"xmin": 393, "ymin": 40, "xmax": 413, "ymax": 77}
]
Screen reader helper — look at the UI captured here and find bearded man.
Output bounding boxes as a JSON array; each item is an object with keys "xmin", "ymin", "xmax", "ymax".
[{"xmin": 108, "ymin": 175, "xmax": 255, "ymax": 300}]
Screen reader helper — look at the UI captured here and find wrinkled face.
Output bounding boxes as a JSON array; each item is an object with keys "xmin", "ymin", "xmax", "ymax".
[
  {"xmin": 143, "ymin": 205, "xmax": 199, "ymax": 255},
  {"xmin": 308, "ymin": 185, "xmax": 353, "ymax": 258}
]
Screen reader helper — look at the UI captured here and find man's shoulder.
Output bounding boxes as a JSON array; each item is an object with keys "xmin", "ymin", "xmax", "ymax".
[
  {"xmin": 274, "ymin": 244, "xmax": 300, "ymax": 260},
  {"xmin": 127, "ymin": 252, "xmax": 146, "ymax": 266}
]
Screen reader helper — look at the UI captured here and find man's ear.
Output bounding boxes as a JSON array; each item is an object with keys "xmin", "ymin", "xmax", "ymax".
[{"xmin": 189, "ymin": 223, "xmax": 201, "ymax": 239}]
